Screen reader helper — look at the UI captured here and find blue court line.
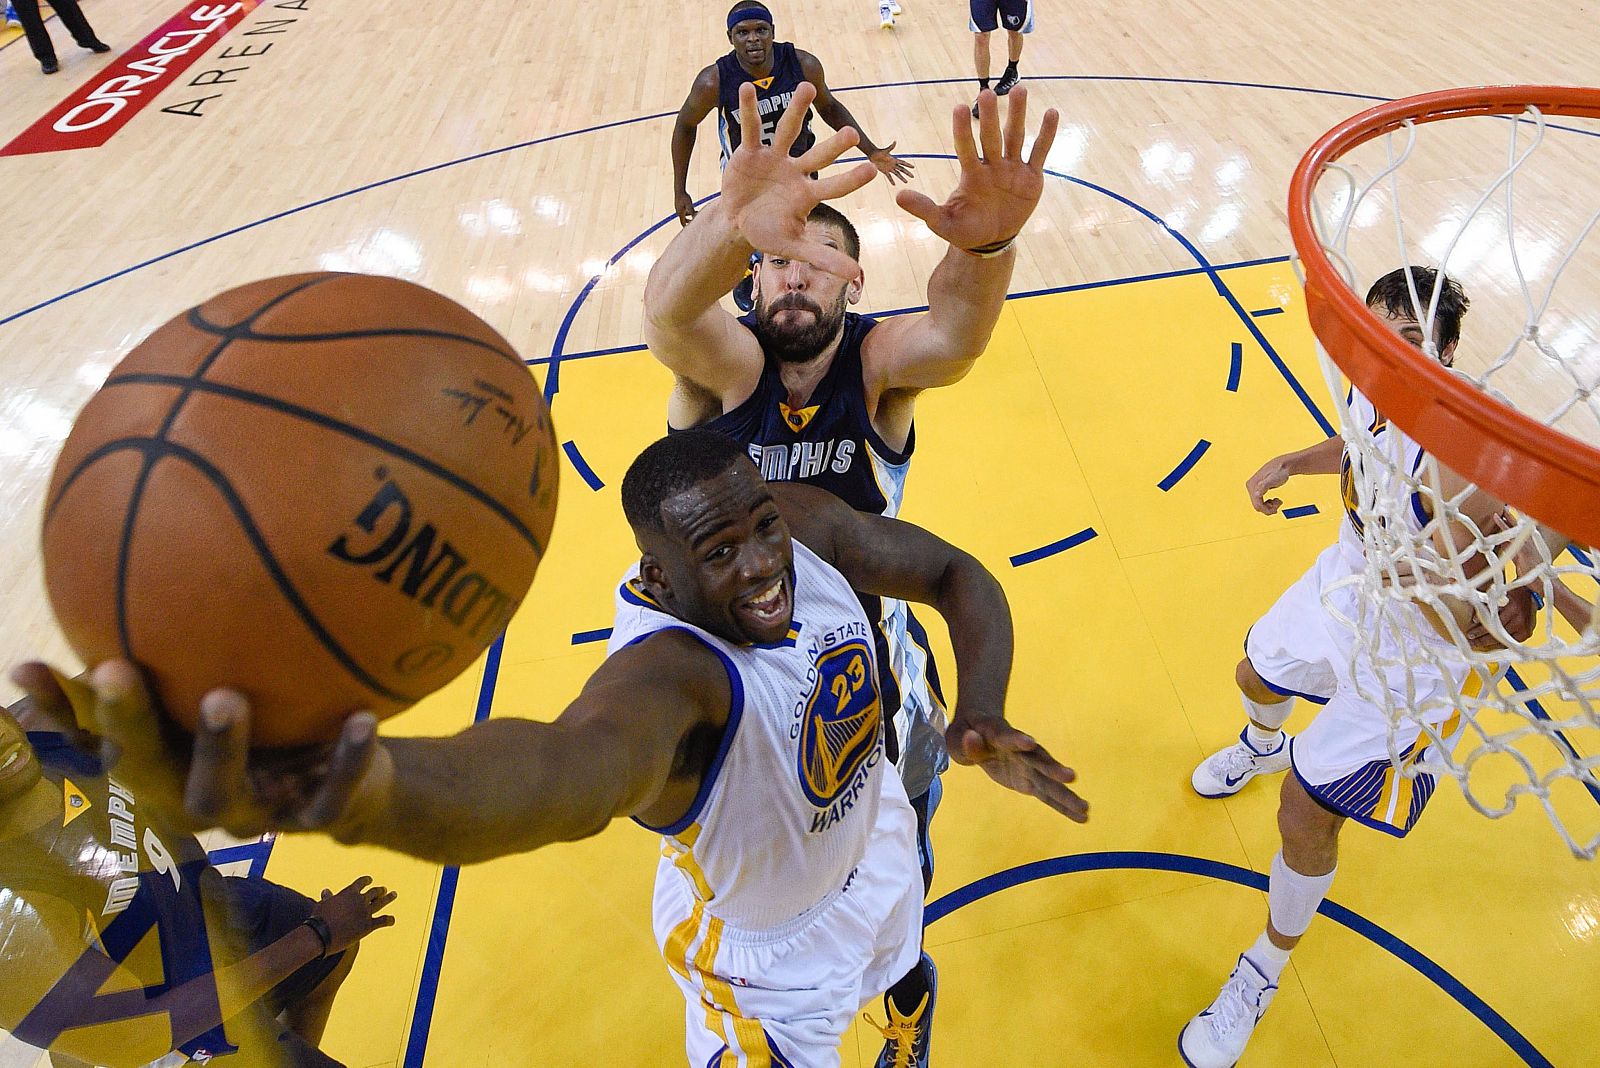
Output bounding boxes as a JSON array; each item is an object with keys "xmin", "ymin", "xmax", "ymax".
[
  {"xmin": 1502, "ymin": 666, "xmax": 1600, "ymax": 807},
  {"xmin": 1158, "ymin": 439, "xmax": 1212, "ymax": 491},
  {"xmin": 0, "ymin": 108, "xmax": 678, "ymax": 329},
  {"xmin": 571, "ymin": 627, "xmax": 612, "ymax": 645},
  {"xmin": 543, "ymin": 191, "xmax": 716, "ymax": 401},
  {"xmin": 1045, "ymin": 167, "xmax": 1335, "ymax": 438},
  {"xmin": 400, "ymin": 635, "xmax": 505, "ymax": 1068},
  {"xmin": 1250, "ymin": 306, "xmax": 1285, "ymax": 317},
  {"xmin": 1282, "ymin": 504, "xmax": 1320, "ymax": 519},
  {"xmin": 9, "ymin": 74, "xmax": 1596, "ymax": 332},
  {"xmin": 924, "ymin": 850, "xmax": 1552, "ymax": 1067},
  {"xmin": 1009, "ymin": 527, "xmax": 1098, "ymax": 567},
  {"xmin": 561, "ymin": 439, "xmax": 604, "ymax": 491},
  {"xmin": 524, "ymin": 255, "xmax": 1295, "ymax": 369},
  {"xmin": 1225, "ymin": 341, "xmax": 1243, "ymax": 392},
  {"xmin": 544, "ymin": 155, "xmax": 1328, "ymax": 443}
]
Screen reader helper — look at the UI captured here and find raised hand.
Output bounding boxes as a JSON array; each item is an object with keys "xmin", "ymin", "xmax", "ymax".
[
  {"xmin": 867, "ymin": 143, "xmax": 916, "ymax": 185},
  {"xmin": 313, "ymin": 876, "xmax": 398, "ymax": 954},
  {"xmin": 10, "ymin": 659, "xmax": 389, "ymax": 839},
  {"xmin": 720, "ymin": 81, "xmax": 878, "ymax": 278},
  {"xmin": 946, "ymin": 713, "xmax": 1088, "ymax": 823},
  {"xmin": 894, "ymin": 87, "xmax": 1058, "ymax": 253}
]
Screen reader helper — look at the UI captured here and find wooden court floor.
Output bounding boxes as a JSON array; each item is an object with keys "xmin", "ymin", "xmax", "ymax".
[{"xmin": 2, "ymin": 0, "xmax": 1597, "ymax": 1064}]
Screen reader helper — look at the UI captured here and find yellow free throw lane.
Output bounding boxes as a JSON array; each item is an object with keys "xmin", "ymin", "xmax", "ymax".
[{"xmin": 289, "ymin": 266, "xmax": 1596, "ymax": 1066}]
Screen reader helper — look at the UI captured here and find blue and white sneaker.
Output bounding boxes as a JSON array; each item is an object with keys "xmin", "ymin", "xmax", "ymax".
[
  {"xmin": 4, "ymin": 3, "xmax": 21, "ymax": 27},
  {"xmin": 1191, "ymin": 726, "xmax": 1290, "ymax": 798},
  {"xmin": 870, "ymin": 952, "xmax": 936, "ymax": 1068},
  {"xmin": 1179, "ymin": 953, "xmax": 1278, "ymax": 1068}
]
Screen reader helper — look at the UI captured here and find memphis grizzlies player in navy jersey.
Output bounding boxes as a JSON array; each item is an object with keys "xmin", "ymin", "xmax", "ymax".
[
  {"xmin": 643, "ymin": 79, "xmax": 1058, "ymax": 1067},
  {"xmin": 0, "ymin": 688, "xmax": 393, "ymax": 1067},
  {"xmin": 670, "ymin": 2, "xmax": 913, "ymax": 230}
]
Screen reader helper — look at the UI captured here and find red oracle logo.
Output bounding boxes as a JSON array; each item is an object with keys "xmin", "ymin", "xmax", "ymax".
[{"xmin": 1, "ymin": 0, "xmax": 258, "ymax": 157}]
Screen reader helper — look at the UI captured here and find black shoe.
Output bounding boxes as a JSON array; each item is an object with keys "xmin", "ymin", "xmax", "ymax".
[
  {"xmin": 83, "ymin": 40, "xmax": 111, "ymax": 53},
  {"xmin": 971, "ymin": 97, "xmax": 982, "ymax": 119},
  {"xmin": 41, "ymin": 58, "xmax": 60, "ymax": 73},
  {"xmin": 870, "ymin": 952, "xmax": 938, "ymax": 1068},
  {"xmin": 994, "ymin": 68, "xmax": 1020, "ymax": 95},
  {"xmin": 732, "ymin": 271, "xmax": 755, "ymax": 313}
]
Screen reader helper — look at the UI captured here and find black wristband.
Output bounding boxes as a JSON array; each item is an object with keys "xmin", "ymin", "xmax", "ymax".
[
  {"xmin": 301, "ymin": 915, "xmax": 333, "ymax": 959},
  {"xmin": 963, "ymin": 234, "xmax": 1018, "ymax": 258}
]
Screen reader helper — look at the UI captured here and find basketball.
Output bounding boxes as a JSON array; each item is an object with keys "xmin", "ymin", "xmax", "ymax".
[{"xmin": 40, "ymin": 272, "xmax": 559, "ymax": 747}]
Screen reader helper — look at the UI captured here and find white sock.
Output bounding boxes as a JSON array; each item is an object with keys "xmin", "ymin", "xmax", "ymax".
[
  {"xmin": 1245, "ymin": 722, "xmax": 1285, "ymax": 754},
  {"xmin": 1267, "ymin": 850, "xmax": 1336, "ymax": 939},
  {"xmin": 1242, "ymin": 691, "xmax": 1293, "ymax": 731},
  {"xmin": 1243, "ymin": 930, "xmax": 1291, "ymax": 983}
]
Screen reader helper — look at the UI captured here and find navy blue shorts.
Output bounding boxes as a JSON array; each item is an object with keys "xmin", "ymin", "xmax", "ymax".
[
  {"xmin": 969, "ymin": 0, "xmax": 1034, "ymax": 33},
  {"xmin": 217, "ymin": 876, "xmax": 347, "ymax": 1015}
]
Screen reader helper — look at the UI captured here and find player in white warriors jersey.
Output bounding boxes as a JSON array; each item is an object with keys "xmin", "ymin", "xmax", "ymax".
[
  {"xmin": 17, "ymin": 430, "xmax": 1089, "ymax": 1068},
  {"xmin": 1179, "ymin": 268, "xmax": 1536, "ymax": 1068}
]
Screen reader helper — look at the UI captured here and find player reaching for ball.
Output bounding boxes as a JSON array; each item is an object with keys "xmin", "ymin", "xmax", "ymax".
[{"xmin": 15, "ymin": 430, "xmax": 1088, "ymax": 1068}]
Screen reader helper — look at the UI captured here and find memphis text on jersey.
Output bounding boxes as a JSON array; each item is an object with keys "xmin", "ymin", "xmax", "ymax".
[
  {"xmin": 790, "ymin": 620, "xmax": 882, "ymax": 834},
  {"xmin": 747, "ymin": 439, "xmax": 857, "ymax": 482}
]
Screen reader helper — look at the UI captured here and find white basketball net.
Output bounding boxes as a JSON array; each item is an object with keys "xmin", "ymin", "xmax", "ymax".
[{"xmin": 1300, "ymin": 101, "xmax": 1600, "ymax": 859}]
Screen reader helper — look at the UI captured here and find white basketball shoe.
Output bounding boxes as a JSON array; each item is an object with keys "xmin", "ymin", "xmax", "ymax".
[
  {"xmin": 888, "ymin": 0, "xmax": 902, "ymax": 12},
  {"xmin": 1179, "ymin": 954, "xmax": 1278, "ymax": 1068},
  {"xmin": 878, "ymin": 1, "xmax": 894, "ymax": 27},
  {"xmin": 1191, "ymin": 727, "xmax": 1290, "ymax": 798}
]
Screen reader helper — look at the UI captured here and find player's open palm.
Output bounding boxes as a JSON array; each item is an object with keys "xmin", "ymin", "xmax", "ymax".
[
  {"xmin": 896, "ymin": 87, "xmax": 1059, "ymax": 252},
  {"xmin": 946, "ymin": 714, "xmax": 1088, "ymax": 823},
  {"xmin": 12, "ymin": 658, "xmax": 388, "ymax": 838},
  {"xmin": 721, "ymin": 81, "xmax": 877, "ymax": 279},
  {"xmin": 313, "ymin": 876, "xmax": 398, "ymax": 953}
]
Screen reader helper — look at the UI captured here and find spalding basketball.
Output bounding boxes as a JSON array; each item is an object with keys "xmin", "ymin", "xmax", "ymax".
[{"xmin": 42, "ymin": 273, "xmax": 559, "ymax": 746}]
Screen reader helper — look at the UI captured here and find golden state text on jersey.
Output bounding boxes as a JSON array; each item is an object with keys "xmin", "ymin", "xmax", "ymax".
[{"xmin": 790, "ymin": 621, "xmax": 882, "ymax": 833}]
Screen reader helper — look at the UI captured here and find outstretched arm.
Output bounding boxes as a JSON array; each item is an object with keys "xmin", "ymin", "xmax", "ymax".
[
  {"xmin": 671, "ymin": 65, "xmax": 721, "ymax": 226},
  {"xmin": 799, "ymin": 51, "xmax": 914, "ymax": 185},
  {"xmin": 1245, "ymin": 435, "xmax": 1343, "ymax": 515},
  {"xmin": 644, "ymin": 81, "xmax": 877, "ymax": 413},
  {"xmin": 10, "ymin": 632, "xmax": 730, "ymax": 865},
  {"xmin": 863, "ymin": 88, "xmax": 1057, "ymax": 392},
  {"xmin": 773, "ymin": 483, "xmax": 1087, "ymax": 821}
]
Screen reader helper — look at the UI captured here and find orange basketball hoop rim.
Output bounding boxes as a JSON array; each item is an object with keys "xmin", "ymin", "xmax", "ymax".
[{"xmin": 1288, "ymin": 85, "xmax": 1600, "ymax": 548}]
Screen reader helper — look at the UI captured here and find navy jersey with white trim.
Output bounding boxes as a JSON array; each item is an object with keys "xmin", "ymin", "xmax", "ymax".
[
  {"xmin": 694, "ymin": 312, "xmax": 910, "ymax": 518},
  {"xmin": 715, "ymin": 42, "xmax": 817, "ymax": 165},
  {"xmin": 3, "ymin": 734, "xmax": 238, "ymax": 1060}
]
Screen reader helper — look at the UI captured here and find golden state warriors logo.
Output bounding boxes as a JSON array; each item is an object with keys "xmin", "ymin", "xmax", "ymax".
[{"xmin": 797, "ymin": 640, "xmax": 880, "ymax": 808}]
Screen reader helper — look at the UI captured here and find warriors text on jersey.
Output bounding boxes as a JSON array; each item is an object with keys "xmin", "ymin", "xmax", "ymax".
[
  {"xmin": 716, "ymin": 41, "xmax": 816, "ymax": 166},
  {"xmin": 609, "ymin": 538, "xmax": 889, "ymax": 931},
  {"xmin": 689, "ymin": 311, "xmax": 949, "ymax": 798}
]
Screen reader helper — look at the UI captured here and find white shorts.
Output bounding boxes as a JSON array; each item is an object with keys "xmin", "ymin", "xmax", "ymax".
[
  {"xmin": 652, "ymin": 784, "xmax": 923, "ymax": 1067},
  {"xmin": 1248, "ymin": 545, "xmax": 1482, "ymax": 835},
  {"xmin": 1243, "ymin": 543, "xmax": 1351, "ymax": 704}
]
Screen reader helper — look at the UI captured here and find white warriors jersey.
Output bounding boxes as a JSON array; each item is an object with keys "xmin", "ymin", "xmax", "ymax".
[
  {"xmin": 1336, "ymin": 385, "xmax": 1432, "ymax": 573},
  {"xmin": 606, "ymin": 538, "xmax": 889, "ymax": 932}
]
